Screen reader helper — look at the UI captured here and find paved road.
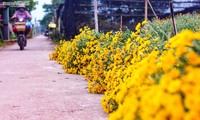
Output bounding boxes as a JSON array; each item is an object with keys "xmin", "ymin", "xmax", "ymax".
[{"xmin": 0, "ymin": 36, "xmax": 107, "ymax": 120}]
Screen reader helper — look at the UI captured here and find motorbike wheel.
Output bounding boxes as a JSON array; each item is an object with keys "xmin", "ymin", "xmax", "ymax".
[
  {"xmin": 20, "ymin": 45, "xmax": 24, "ymax": 50},
  {"xmin": 19, "ymin": 36, "xmax": 25, "ymax": 50}
]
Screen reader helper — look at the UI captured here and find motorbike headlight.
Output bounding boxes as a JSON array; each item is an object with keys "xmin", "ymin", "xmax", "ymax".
[{"xmin": 19, "ymin": 18, "xmax": 23, "ymax": 22}]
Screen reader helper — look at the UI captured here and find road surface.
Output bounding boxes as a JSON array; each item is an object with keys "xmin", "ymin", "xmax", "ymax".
[{"xmin": 0, "ymin": 36, "xmax": 107, "ymax": 120}]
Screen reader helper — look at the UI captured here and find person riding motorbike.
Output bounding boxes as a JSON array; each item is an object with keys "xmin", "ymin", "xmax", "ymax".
[{"xmin": 11, "ymin": 4, "xmax": 32, "ymax": 46}]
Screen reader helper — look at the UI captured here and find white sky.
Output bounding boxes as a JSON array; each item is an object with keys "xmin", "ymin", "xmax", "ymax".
[{"xmin": 31, "ymin": 0, "xmax": 51, "ymax": 24}]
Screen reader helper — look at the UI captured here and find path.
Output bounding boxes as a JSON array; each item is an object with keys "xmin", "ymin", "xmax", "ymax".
[{"xmin": 0, "ymin": 36, "xmax": 107, "ymax": 120}]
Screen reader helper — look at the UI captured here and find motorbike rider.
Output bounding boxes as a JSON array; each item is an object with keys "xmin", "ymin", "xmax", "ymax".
[{"xmin": 11, "ymin": 4, "xmax": 32, "ymax": 46}]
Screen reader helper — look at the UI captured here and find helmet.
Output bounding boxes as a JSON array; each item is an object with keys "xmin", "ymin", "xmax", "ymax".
[
  {"xmin": 17, "ymin": 4, "xmax": 26, "ymax": 11},
  {"xmin": 17, "ymin": 4, "xmax": 25, "ymax": 8}
]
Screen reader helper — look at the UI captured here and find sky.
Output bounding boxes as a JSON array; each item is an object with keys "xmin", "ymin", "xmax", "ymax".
[{"xmin": 31, "ymin": 0, "xmax": 51, "ymax": 24}]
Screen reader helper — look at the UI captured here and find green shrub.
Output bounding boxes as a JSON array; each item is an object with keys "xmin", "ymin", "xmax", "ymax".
[
  {"xmin": 141, "ymin": 13, "xmax": 200, "ymax": 49},
  {"xmin": 0, "ymin": 41, "xmax": 4, "ymax": 47}
]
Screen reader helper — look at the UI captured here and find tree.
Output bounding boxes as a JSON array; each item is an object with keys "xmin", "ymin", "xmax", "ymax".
[
  {"xmin": 4, "ymin": 0, "xmax": 37, "ymax": 17},
  {"xmin": 62, "ymin": 0, "xmax": 76, "ymax": 40},
  {"xmin": 39, "ymin": 4, "xmax": 54, "ymax": 29},
  {"xmin": 61, "ymin": 0, "xmax": 92, "ymax": 39},
  {"xmin": 39, "ymin": 0, "xmax": 64, "ymax": 32}
]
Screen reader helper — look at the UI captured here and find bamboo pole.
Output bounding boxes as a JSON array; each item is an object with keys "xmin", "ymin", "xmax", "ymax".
[
  {"xmin": 145, "ymin": 0, "xmax": 148, "ymax": 21},
  {"xmin": 170, "ymin": 2, "xmax": 177, "ymax": 35},
  {"xmin": 94, "ymin": 0, "xmax": 99, "ymax": 32},
  {"xmin": 147, "ymin": 0, "xmax": 158, "ymax": 19},
  {"xmin": 120, "ymin": 15, "xmax": 123, "ymax": 31}
]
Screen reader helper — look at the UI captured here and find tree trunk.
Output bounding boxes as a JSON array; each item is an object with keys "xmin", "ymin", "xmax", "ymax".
[{"xmin": 63, "ymin": 0, "xmax": 77, "ymax": 40}]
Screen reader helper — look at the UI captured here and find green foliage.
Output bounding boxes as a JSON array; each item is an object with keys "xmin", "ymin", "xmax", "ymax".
[
  {"xmin": 54, "ymin": 0, "xmax": 64, "ymax": 5},
  {"xmin": 39, "ymin": 0, "xmax": 64, "ymax": 30},
  {"xmin": 10, "ymin": 32, "xmax": 16, "ymax": 40},
  {"xmin": 140, "ymin": 13, "xmax": 200, "ymax": 49},
  {"xmin": 6, "ymin": 0, "xmax": 37, "ymax": 18},
  {"xmin": 42, "ymin": 4, "xmax": 54, "ymax": 14},
  {"xmin": 0, "ymin": 41, "xmax": 4, "ymax": 47},
  {"xmin": 39, "ymin": 1, "xmax": 64, "ymax": 41},
  {"xmin": 39, "ymin": 4, "xmax": 54, "ymax": 28},
  {"xmin": 50, "ymin": 29, "xmax": 63, "ymax": 44}
]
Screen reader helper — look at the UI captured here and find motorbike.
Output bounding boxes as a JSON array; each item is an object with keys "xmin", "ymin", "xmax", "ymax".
[
  {"xmin": 14, "ymin": 17, "xmax": 27, "ymax": 50},
  {"xmin": 44, "ymin": 28, "xmax": 49, "ymax": 37}
]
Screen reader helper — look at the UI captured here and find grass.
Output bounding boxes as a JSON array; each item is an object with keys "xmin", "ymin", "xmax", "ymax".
[
  {"xmin": 140, "ymin": 13, "xmax": 200, "ymax": 49},
  {"xmin": 0, "ymin": 41, "xmax": 4, "ymax": 47},
  {"xmin": 141, "ymin": 13, "xmax": 200, "ymax": 41}
]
